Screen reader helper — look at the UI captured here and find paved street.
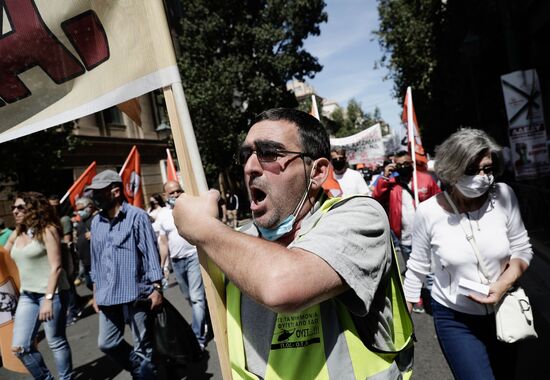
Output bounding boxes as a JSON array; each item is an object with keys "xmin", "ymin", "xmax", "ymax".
[
  {"xmin": 0, "ymin": 275, "xmax": 223, "ymax": 380},
  {"xmin": 1, "ymin": 241, "xmax": 549, "ymax": 379}
]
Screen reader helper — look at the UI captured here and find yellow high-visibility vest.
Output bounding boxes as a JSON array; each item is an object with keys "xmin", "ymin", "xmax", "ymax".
[{"xmin": 227, "ymin": 196, "xmax": 415, "ymax": 380}]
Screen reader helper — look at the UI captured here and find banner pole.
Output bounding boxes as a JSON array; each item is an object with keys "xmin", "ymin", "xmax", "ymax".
[{"xmin": 163, "ymin": 83, "xmax": 232, "ymax": 380}]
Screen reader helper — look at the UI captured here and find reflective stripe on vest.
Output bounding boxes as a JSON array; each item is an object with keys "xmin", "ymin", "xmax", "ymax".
[{"xmin": 227, "ymin": 196, "xmax": 414, "ymax": 379}]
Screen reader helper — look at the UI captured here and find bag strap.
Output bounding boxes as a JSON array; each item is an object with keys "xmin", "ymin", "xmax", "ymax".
[{"xmin": 443, "ymin": 191, "xmax": 491, "ymax": 283}]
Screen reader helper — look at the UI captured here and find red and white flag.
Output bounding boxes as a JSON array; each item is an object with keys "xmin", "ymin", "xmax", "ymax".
[
  {"xmin": 309, "ymin": 95, "xmax": 343, "ymax": 198},
  {"xmin": 166, "ymin": 148, "xmax": 178, "ymax": 182},
  {"xmin": 402, "ymin": 87, "xmax": 429, "ymax": 206},
  {"xmin": 119, "ymin": 146, "xmax": 144, "ymax": 208},
  {"xmin": 402, "ymin": 87, "xmax": 428, "ymax": 168},
  {"xmin": 60, "ymin": 161, "xmax": 97, "ymax": 207}
]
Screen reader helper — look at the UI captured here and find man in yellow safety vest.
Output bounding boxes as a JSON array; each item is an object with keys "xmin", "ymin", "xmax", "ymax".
[{"xmin": 173, "ymin": 108, "xmax": 413, "ymax": 379}]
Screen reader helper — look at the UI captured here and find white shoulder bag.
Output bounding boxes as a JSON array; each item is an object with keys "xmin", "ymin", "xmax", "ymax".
[{"xmin": 443, "ymin": 191, "xmax": 537, "ymax": 343}]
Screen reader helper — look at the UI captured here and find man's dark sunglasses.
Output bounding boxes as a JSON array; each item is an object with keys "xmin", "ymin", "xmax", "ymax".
[
  {"xmin": 464, "ymin": 165, "xmax": 494, "ymax": 176},
  {"xmin": 235, "ymin": 146, "xmax": 310, "ymax": 166}
]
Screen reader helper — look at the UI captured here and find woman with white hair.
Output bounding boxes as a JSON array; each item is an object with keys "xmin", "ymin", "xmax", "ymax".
[{"xmin": 403, "ymin": 129, "xmax": 533, "ymax": 380}]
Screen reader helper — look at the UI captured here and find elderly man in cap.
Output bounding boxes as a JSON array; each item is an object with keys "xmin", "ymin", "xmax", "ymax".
[{"xmin": 86, "ymin": 169, "xmax": 163, "ymax": 379}]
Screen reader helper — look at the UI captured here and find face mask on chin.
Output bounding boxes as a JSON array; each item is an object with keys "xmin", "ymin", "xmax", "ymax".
[
  {"xmin": 257, "ymin": 214, "xmax": 296, "ymax": 241},
  {"xmin": 255, "ymin": 163, "xmax": 316, "ymax": 241},
  {"xmin": 166, "ymin": 197, "xmax": 177, "ymax": 208},
  {"xmin": 455, "ymin": 174, "xmax": 494, "ymax": 198}
]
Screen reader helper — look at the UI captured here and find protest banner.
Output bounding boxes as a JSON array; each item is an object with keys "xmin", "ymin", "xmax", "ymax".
[
  {"xmin": 0, "ymin": 1, "xmax": 230, "ymax": 376},
  {"xmin": 501, "ymin": 69, "xmax": 550, "ymax": 180},
  {"xmin": 330, "ymin": 123, "xmax": 385, "ymax": 165}
]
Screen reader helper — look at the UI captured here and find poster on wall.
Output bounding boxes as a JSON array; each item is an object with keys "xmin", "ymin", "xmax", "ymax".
[
  {"xmin": 501, "ymin": 69, "xmax": 550, "ymax": 180},
  {"xmin": 330, "ymin": 123, "xmax": 385, "ymax": 165}
]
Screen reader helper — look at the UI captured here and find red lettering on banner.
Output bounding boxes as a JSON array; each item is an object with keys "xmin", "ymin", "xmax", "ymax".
[
  {"xmin": 61, "ymin": 10, "xmax": 110, "ymax": 70},
  {"xmin": 0, "ymin": 0, "xmax": 109, "ymax": 105}
]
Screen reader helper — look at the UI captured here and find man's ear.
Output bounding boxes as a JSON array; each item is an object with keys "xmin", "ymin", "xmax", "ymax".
[{"xmin": 310, "ymin": 158, "xmax": 329, "ymax": 190}]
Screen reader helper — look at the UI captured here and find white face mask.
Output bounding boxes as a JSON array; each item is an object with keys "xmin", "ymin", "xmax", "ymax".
[{"xmin": 455, "ymin": 174, "xmax": 494, "ymax": 198}]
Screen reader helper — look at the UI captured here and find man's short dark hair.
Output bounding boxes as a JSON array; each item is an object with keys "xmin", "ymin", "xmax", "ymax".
[
  {"xmin": 395, "ymin": 150, "xmax": 410, "ymax": 158},
  {"xmin": 253, "ymin": 108, "xmax": 331, "ymax": 161}
]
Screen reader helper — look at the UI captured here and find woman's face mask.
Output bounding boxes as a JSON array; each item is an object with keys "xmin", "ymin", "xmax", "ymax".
[
  {"xmin": 455, "ymin": 174, "xmax": 494, "ymax": 198},
  {"xmin": 77, "ymin": 209, "xmax": 91, "ymax": 220}
]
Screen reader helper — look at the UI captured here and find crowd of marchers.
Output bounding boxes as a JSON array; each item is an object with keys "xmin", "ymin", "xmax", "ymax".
[{"xmin": 0, "ymin": 108, "xmax": 532, "ymax": 380}]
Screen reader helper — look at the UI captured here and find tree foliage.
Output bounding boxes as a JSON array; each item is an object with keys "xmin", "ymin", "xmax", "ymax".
[
  {"xmin": 174, "ymin": 0, "xmax": 327, "ymax": 184},
  {"xmin": 0, "ymin": 123, "xmax": 79, "ymax": 195},
  {"xmin": 375, "ymin": 0, "xmax": 443, "ymax": 101},
  {"xmin": 327, "ymin": 99, "xmax": 387, "ymax": 138},
  {"xmin": 374, "ymin": 0, "xmax": 535, "ymax": 151}
]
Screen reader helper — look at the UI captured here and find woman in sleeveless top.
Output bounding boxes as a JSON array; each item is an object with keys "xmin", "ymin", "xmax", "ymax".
[{"xmin": 5, "ymin": 192, "xmax": 73, "ymax": 380}]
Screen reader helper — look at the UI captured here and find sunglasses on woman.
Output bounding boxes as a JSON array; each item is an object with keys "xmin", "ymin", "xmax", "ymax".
[
  {"xmin": 11, "ymin": 204, "xmax": 25, "ymax": 211},
  {"xmin": 464, "ymin": 165, "xmax": 494, "ymax": 176}
]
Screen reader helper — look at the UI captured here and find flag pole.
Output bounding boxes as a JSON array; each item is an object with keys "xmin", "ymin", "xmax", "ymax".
[
  {"xmin": 118, "ymin": 145, "xmax": 136, "ymax": 176},
  {"xmin": 406, "ymin": 87, "xmax": 420, "ymax": 205},
  {"xmin": 159, "ymin": 159, "xmax": 168, "ymax": 184},
  {"xmin": 60, "ymin": 161, "xmax": 96, "ymax": 204},
  {"xmin": 163, "ymin": 83, "xmax": 232, "ymax": 380},
  {"xmin": 311, "ymin": 94, "xmax": 320, "ymax": 119}
]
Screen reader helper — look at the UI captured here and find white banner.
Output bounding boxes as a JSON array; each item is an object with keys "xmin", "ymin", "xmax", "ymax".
[
  {"xmin": 0, "ymin": 0, "xmax": 180, "ymax": 143},
  {"xmin": 501, "ymin": 69, "xmax": 550, "ymax": 180},
  {"xmin": 330, "ymin": 123, "xmax": 385, "ymax": 165}
]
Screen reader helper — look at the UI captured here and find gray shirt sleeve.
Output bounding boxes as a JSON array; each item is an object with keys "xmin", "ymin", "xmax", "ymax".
[{"xmin": 289, "ymin": 196, "xmax": 391, "ymax": 316}]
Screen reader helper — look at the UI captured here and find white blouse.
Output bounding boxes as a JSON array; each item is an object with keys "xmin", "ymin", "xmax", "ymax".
[{"xmin": 403, "ymin": 183, "xmax": 533, "ymax": 315}]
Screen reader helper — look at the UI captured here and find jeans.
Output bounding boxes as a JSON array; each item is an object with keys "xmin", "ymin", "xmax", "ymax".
[
  {"xmin": 12, "ymin": 291, "xmax": 73, "ymax": 380},
  {"xmin": 432, "ymin": 299, "xmax": 517, "ymax": 380},
  {"xmin": 98, "ymin": 303, "xmax": 156, "ymax": 379},
  {"xmin": 171, "ymin": 253, "xmax": 207, "ymax": 346},
  {"xmin": 67, "ymin": 282, "xmax": 80, "ymax": 320}
]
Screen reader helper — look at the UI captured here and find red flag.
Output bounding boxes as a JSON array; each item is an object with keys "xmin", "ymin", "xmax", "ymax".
[
  {"xmin": 119, "ymin": 146, "xmax": 144, "ymax": 208},
  {"xmin": 60, "ymin": 161, "xmax": 97, "ymax": 207},
  {"xmin": 309, "ymin": 95, "xmax": 342, "ymax": 197},
  {"xmin": 166, "ymin": 148, "xmax": 178, "ymax": 182},
  {"xmin": 322, "ymin": 164, "xmax": 343, "ymax": 198},
  {"xmin": 402, "ymin": 88, "xmax": 428, "ymax": 167},
  {"xmin": 117, "ymin": 98, "xmax": 142, "ymax": 126}
]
